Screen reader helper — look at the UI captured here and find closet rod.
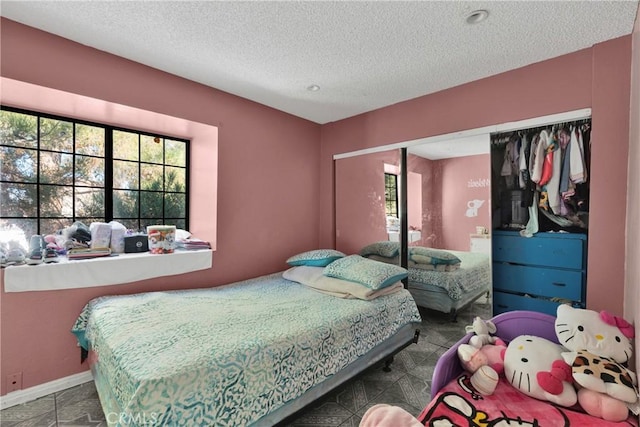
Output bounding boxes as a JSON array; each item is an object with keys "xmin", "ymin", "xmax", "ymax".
[{"xmin": 491, "ymin": 117, "xmax": 592, "ymax": 142}]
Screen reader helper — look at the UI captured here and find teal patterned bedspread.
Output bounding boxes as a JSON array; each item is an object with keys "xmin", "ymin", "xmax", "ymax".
[
  {"xmin": 408, "ymin": 251, "xmax": 491, "ymax": 300},
  {"xmin": 72, "ymin": 273, "xmax": 421, "ymax": 426}
]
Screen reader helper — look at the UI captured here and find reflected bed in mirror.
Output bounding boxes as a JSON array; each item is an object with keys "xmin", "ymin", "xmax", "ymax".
[
  {"xmin": 404, "ymin": 135, "xmax": 492, "ymax": 319},
  {"xmin": 359, "ymin": 241, "xmax": 491, "ymax": 321}
]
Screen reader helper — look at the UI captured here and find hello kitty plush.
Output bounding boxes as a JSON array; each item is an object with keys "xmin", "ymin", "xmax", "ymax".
[
  {"xmin": 503, "ymin": 335, "xmax": 577, "ymax": 407},
  {"xmin": 555, "ymin": 304, "xmax": 638, "ymax": 422}
]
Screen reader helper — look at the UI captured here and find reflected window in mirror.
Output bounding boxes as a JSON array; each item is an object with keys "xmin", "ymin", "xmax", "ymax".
[{"xmin": 384, "ymin": 173, "xmax": 398, "ymax": 218}]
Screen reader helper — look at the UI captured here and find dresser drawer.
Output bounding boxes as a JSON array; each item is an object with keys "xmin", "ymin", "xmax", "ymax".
[
  {"xmin": 492, "ymin": 234, "xmax": 584, "ymax": 269},
  {"xmin": 492, "ymin": 263, "xmax": 583, "ymax": 301},
  {"xmin": 493, "ymin": 292, "xmax": 563, "ymax": 317}
]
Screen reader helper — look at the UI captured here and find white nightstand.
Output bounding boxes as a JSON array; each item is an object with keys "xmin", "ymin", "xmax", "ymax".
[{"xmin": 470, "ymin": 234, "xmax": 491, "ymax": 254}]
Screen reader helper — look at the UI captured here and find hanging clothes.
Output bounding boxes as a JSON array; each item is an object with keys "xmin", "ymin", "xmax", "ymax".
[
  {"xmin": 570, "ymin": 127, "xmax": 586, "ymax": 183},
  {"xmin": 491, "ymin": 117, "xmax": 591, "ymax": 234},
  {"xmin": 530, "ymin": 130, "xmax": 547, "ymax": 184}
]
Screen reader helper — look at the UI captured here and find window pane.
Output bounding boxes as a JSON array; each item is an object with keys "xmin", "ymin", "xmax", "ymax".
[
  {"xmin": 40, "ymin": 118, "xmax": 73, "ymax": 152},
  {"xmin": 76, "ymin": 188, "xmax": 105, "ymax": 217},
  {"xmin": 165, "ymin": 193, "xmax": 186, "ymax": 218},
  {"xmin": 0, "ymin": 219, "xmax": 35, "ymax": 249},
  {"xmin": 75, "ymin": 124, "xmax": 105, "ymax": 156},
  {"xmin": 1, "ymin": 111, "xmax": 188, "ymax": 233},
  {"xmin": 140, "ymin": 164, "xmax": 164, "ymax": 190},
  {"xmin": 113, "ymin": 218, "xmax": 139, "ymax": 231},
  {"xmin": 1, "ymin": 147, "xmax": 37, "ymax": 182},
  {"xmin": 0, "ymin": 182, "xmax": 37, "ymax": 216},
  {"xmin": 165, "ymin": 139, "xmax": 186, "ymax": 166},
  {"xmin": 173, "ymin": 219, "xmax": 186, "ymax": 230},
  {"xmin": 75, "ymin": 155, "xmax": 105, "ymax": 187},
  {"xmin": 0, "ymin": 110, "xmax": 37, "ymax": 149},
  {"xmin": 140, "ymin": 191, "xmax": 162, "ymax": 218},
  {"xmin": 40, "ymin": 218, "xmax": 72, "ymax": 236},
  {"xmin": 113, "ymin": 160, "xmax": 139, "ymax": 189},
  {"xmin": 40, "ymin": 151, "xmax": 73, "ymax": 185},
  {"xmin": 113, "ymin": 130, "xmax": 139, "ymax": 161},
  {"xmin": 141, "ymin": 135, "xmax": 163, "ymax": 164},
  {"xmin": 40, "ymin": 185, "xmax": 73, "ymax": 217},
  {"xmin": 113, "ymin": 190, "xmax": 138, "ymax": 218},
  {"xmin": 165, "ymin": 167, "xmax": 186, "ymax": 192}
]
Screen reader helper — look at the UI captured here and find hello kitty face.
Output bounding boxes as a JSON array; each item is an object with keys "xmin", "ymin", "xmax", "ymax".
[
  {"xmin": 503, "ymin": 335, "xmax": 577, "ymax": 407},
  {"xmin": 555, "ymin": 305, "xmax": 633, "ymax": 364}
]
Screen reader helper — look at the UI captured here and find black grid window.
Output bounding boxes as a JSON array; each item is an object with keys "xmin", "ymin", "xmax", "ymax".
[
  {"xmin": 384, "ymin": 173, "xmax": 398, "ymax": 218},
  {"xmin": 0, "ymin": 106, "xmax": 189, "ymax": 240}
]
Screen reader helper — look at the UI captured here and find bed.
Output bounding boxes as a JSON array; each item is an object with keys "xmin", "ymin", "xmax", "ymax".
[
  {"xmin": 360, "ymin": 242, "xmax": 491, "ymax": 320},
  {"xmin": 71, "ymin": 271, "xmax": 422, "ymax": 426},
  {"xmin": 417, "ymin": 310, "xmax": 639, "ymax": 426}
]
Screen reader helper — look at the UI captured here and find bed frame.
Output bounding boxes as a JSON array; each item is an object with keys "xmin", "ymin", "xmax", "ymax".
[
  {"xmin": 271, "ymin": 326, "xmax": 420, "ymax": 426},
  {"xmin": 408, "ymin": 284, "xmax": 490, "ymax": 322}
]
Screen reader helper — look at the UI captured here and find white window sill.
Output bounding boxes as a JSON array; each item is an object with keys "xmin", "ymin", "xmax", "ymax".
[{"xmin": 3, "ymin": 249, "xmax": 212, "ymax": 292}]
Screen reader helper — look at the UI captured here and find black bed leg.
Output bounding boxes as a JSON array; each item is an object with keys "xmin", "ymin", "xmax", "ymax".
[
  {"xmin": 449, "ymin": 309, "xmax": 458, "ymax": 323},
  {"xmin": 382, "ymin": 356, "xmax": 394, "ymax": 372}
]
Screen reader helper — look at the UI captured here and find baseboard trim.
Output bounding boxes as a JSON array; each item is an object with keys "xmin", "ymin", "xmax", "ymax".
[{"xmin": 0, "ymin": 371, "xmax": 93, "ymax": 410}]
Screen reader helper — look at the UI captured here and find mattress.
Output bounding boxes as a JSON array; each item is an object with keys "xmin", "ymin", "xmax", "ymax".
[
  {"xmin": 72, "ymin": 272, "xmax": 422, "ymax": 426},
  {"xmin": 408, "ymin": 250, "xmax": 491, "ymax": 301}
]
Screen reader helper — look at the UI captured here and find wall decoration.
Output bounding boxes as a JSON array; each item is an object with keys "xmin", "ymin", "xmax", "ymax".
[{"xmin": 465, "ymin": 199, "xmax": 485, "ymax": 217}]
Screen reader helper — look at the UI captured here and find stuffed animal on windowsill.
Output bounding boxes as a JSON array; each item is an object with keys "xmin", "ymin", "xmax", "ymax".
[
  {"xmin": 555, "ymin": 304, "xmax": 639, "ymax": 422},
  {"xmin": 457, "ymin": 337, "xmax": 507, "ymax": 396},
  {"xmin": 465, "ymin": 316, "xmax": 498, "ymax": 349}
]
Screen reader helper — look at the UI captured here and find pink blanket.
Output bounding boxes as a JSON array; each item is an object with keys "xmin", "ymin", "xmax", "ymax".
[{"xmin": 418, "ymin": 374, "xmax": 639, "ymax": 426}]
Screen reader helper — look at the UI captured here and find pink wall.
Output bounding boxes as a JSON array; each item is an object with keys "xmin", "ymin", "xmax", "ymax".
[
  {"xmin": 0, "ymin": 19, "xmax": 321, "ymax": 395},
  {"xmin": 438, "ymin": 155, "xmax": 491, "ymax": 251},
  {"xmin": 320, "ymin": 37, "xmax": 632, "ymax": 317}
]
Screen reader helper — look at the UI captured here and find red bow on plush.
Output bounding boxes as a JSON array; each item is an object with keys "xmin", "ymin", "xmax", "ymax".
[
  {"xmin": 600, "ymin": 311, "xmax": 635, "ymax": 339},
  {"xmin": 537, "ymin": 360, "xmax": 573, "ymax": 395}
]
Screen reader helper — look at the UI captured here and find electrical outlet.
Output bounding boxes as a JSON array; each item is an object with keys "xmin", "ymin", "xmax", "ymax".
[{"xmin": 6, "ymin": 372, "xmax": 22, "ymax": 393}]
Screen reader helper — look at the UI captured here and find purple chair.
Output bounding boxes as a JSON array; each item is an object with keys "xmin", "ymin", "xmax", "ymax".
[{"xmin": 430, "ymin": 310, "xmax": 558, "ymax": 400}]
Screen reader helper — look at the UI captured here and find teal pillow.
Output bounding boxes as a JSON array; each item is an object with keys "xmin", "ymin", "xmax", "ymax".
[
  {"xmin": 359, "ymin": 241, "xmax": 400, "ymax": 258},
  {"xmin": 409, "ymin": 247, "xmax": 461, "ymax": 265},
  {"xmin": 323, "ymin": 255, "xmax": 408, "ymax": 290},
  {"xmin": 286, "ymin": 249, "xmax": 345, "ymax": 267}
]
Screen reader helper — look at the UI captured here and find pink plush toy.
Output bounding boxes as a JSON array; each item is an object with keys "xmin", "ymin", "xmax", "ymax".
[{"xmin": 457, "ymin": 338, "xmax": 507, "ymax": 395}]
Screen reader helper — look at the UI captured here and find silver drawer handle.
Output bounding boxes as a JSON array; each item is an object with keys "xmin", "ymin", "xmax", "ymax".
[{"xmin": 552, "ymin": 282, "xmax": 566, "ymax": 287}]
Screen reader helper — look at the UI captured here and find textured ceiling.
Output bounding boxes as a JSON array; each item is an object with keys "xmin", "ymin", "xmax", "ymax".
[{"xmin": 1, "ymin": 1, "xmax": 638, "ymax": 125}]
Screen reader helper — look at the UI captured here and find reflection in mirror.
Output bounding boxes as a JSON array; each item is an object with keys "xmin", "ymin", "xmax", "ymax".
[
  {"xmin": 335, "ymin": 149, "xmax": 401, "ymax": 264},
  {"xmin": 407, "ymin": 134, "xmax": 491, "ymax": 251},
  {"xmin": 405, "ymin": 134, "xmax": 493, "ymax": 321}
]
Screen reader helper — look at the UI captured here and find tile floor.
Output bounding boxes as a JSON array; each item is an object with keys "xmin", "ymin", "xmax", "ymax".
[{"xmin": 0, "ymin": 302, "xmax": 491, "ymax": 427}]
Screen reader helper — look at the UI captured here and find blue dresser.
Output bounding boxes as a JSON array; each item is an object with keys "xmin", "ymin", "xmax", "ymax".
[{"xmin": 492, "ymin": 230, "xmax": 587, "ymax": 316}]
